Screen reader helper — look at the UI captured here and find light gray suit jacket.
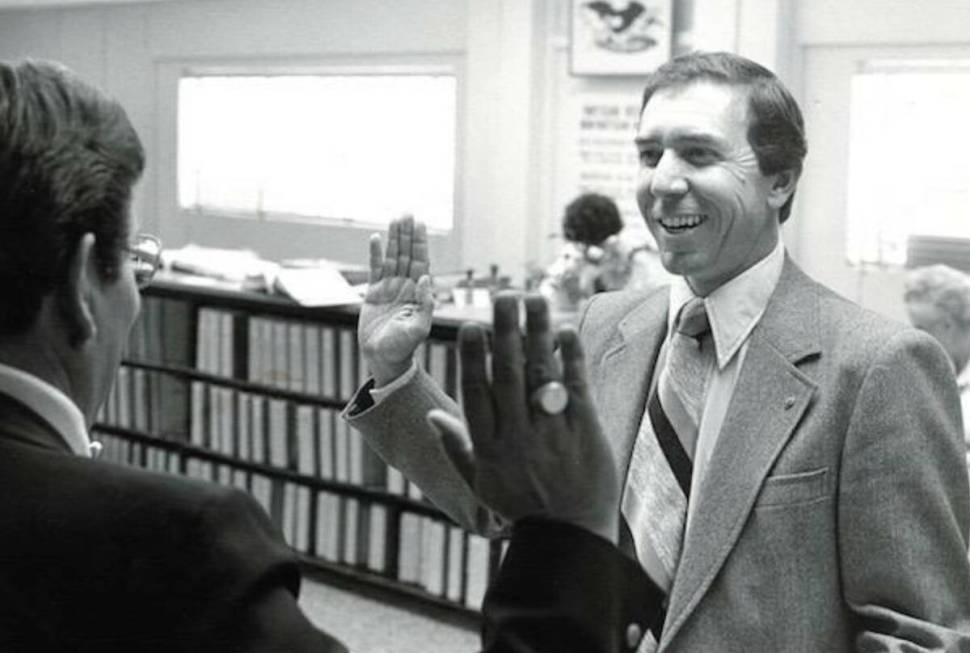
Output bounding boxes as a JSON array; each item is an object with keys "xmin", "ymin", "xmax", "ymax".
[{"xmin": 346, "ymin": 258, "xmax": 970, "ymax": 651}]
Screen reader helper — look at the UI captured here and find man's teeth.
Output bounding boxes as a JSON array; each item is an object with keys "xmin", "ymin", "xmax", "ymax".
[{"xmin": 661, "ymin": 214, "xmax": 705, "ymax": 229}]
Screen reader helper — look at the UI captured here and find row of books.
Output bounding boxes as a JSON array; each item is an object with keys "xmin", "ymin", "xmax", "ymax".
[
  {"xmin": 99, "ymin": 365, "xmax": 419, "ymax": 496},
  {"xmin": 106, "ymin": 294, "xmax": 495, "ymax": 610},
  {"xmin": 96, "ymin": 432, "xmax": 493, "ymax": 608}
]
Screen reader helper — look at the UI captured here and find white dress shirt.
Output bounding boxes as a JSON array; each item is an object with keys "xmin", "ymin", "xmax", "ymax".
[
  {"xmin": 0, "ymin": 362, "xmax": 99, "ymax": 458},
  {"xmin": 656, "ymin": 239, "xmax": 785, "ymax": 531},
  {"xmin": 956, "ymin": 359, "xmax": 970, "ymax": 475}
]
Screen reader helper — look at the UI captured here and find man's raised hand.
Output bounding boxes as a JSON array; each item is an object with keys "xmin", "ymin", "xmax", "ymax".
[
  {"xmin": 358, "ymin": 216, "xmax": 434, "ymax": 386},
  {"xmin": 428, "ymin": 294, "xmax": 621, "ymax": 544}
]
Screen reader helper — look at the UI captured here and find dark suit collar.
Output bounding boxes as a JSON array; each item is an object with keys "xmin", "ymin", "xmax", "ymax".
[{"xmin": 0, "ymin": 391, "xmax": 75, "ymax": 455}]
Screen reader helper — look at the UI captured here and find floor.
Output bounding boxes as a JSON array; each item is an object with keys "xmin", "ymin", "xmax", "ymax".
[{"xmin": 299, "ymin": 577, "xmax": 480, "ymax": 653}]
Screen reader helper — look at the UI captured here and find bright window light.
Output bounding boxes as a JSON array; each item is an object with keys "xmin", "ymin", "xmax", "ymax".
[
  {"xmin": 178, "ymin": 73, "xmax": 457, "ymax": 231},
  {"xmin": 846, "ymin": 60, "xmax": 970, "ymax": 266}
]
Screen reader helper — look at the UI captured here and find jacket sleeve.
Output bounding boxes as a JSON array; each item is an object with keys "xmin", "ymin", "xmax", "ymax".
[
  {"xmin": 343, "ymin": 368, "xmax": 500, "ymax": 534},
  {"xmin": 188, "ymin": 488, "xmax": 348, "ymax": 653},
  {"xmin": 839, "ymin": 329, "xmax": 970, "ymax": 649},
  {"xmin": 481, "ymin": 519, "xmax": 664, "ymax": 653}
]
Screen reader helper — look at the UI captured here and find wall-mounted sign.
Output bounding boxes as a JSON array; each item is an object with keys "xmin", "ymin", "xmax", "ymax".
[{"xmin": 570, "ymin": 0, "xmax": 672, "ymax": 76}]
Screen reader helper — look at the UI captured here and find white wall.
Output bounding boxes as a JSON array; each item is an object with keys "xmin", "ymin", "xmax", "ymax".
[
  {"xmin": 0, "ymin": 0, "xmax": 773, "ymax": 283},
  {"xmin": 787, "ymin": 0, "xmax": 970, "ymax": 321}
]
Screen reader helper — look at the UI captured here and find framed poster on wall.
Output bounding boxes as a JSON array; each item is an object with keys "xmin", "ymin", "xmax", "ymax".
[{"xmin": 570, "ymin": 0, "xmax": 672, "ymax": 76}]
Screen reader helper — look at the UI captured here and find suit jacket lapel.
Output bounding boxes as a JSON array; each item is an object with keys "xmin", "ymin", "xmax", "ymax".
[
  {"xmin": 595, "ymin": 288, "xmax": 669, "ymax": 483},
  {"xmin": 660, "ymin": 258, "xmax": 822, "ymax": 648}
]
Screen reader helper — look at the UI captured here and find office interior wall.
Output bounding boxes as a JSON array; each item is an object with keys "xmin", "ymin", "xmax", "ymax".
[
  {"xmin": 6, "ymin": 0, "xmax": 962, "ymax": 315},
  {"xmin": 790, "ymin": 0, "xmax": 970, "ymax": 321}
]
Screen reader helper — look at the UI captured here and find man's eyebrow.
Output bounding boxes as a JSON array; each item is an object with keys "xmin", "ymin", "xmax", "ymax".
[{"xmin": 634, "ymin": 132, "xmax": 727, "ymax": 148}]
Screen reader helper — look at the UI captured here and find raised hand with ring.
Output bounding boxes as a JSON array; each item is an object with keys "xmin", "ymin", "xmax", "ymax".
[{"xmin": 428, "ymin": 292, "xmax": 621, "ymax": 544}]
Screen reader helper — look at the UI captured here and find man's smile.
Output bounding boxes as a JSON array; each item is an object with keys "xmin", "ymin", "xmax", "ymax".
[{"xmin": 657, "ymin": 213, "xmax": 708, "ymax": 233}]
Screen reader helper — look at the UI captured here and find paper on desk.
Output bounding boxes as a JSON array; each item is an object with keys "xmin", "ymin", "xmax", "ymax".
[{"xmin": 275, "ymin": 266, "xmax": 363, "ymax": 306}]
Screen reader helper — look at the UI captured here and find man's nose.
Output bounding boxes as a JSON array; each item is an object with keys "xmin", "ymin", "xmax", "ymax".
[{"xmin": 649, "ymin": 151, "xmax": 689, "ymax": 198}]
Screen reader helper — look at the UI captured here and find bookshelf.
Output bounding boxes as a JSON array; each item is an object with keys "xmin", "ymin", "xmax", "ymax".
[{"xmin": 93, "ymin": 273, "xmax": 501, "ymax": 622}]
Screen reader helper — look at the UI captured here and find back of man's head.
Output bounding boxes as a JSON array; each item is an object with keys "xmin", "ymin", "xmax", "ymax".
[
  {"xmin": 904, "ymin": 265, "xmax": 970, "ymax": 328},
  {"xmin": 0, "ymin": 60, "xmax": 145, "ymax": 339},
  {"xmin": 639, "ymin": 51, "xmax": 807, "ymax": 223}
]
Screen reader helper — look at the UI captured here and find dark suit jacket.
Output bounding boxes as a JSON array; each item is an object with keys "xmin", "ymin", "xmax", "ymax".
[
  {"xmin": 0, "ymin": 390, "xmax": 660, "ymax": 653},
  {"xmin": 0, "ymin": 392, "xmax": 347, "ymax": 653}
]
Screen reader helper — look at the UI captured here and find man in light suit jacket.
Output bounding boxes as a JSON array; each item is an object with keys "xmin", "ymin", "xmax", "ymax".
[
  {"xmin": 0, "ymin": 58, "xmax": 658, "ymax": 653},
  {"xmin": 346, "ymin": 52, "xmax": 970, "ymax": 650}
]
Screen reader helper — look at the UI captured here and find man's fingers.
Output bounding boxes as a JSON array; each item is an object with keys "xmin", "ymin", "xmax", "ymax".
[
  {"xmin": 382, "ymin": 218, "xmax": 401, "ymax": 279},
  {"xmin": 490, "ymin": 293, "xmax": 528, "ymax": 433},
  {"xmin": 416, "ymin": 275, "xmax": 435, "ymax": 313},
  {"xmin": 558, "ymin": 327, "xmax": 594, "ymax": 423},
  {"xmin": 410, "ymin": 221, "xmax": 429, "ymax": 281},
  {"xmin": 368, "ymin": 233, "xmax": 384, "ymax": 284},
  {"xmin": 397, "ymin": 215, "xmax": 414, "ymax": 277},
  {"xmin": 427, "ymin": 409, "xmax": 476, "ymax": 491},
  {"xmin": 458, "ymin": 322, "xmax": 497, "ymax": 452},
  {"xmin": 524, "ymin": 294, "xmax": 560, "ymax": 392}
]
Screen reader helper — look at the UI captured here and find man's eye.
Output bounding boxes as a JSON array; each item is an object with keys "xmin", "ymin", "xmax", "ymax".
[
  {"xmin": 638, "ymin": 147, "xmax": 662, "ymax": 167},
  {"xmin": 684, "ymin": 147, "xmax": 717, "ymax": 165}
]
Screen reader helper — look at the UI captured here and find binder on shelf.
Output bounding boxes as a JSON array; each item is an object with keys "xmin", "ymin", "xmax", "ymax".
[
  {"xmin": 287, "ymin": 321, "xmax": 305, "ymax": 393},
  {"xmin": 304, "ymin": 324, "xmax": 321, "ymax": 395},
  {"xmin": 367, "ymin": 504, "xmax": 388, "ymax": 573},
  {"xmin": 320, "ymin": 326, "xmax": 337, "ymax": 399},
  {"xmin": 445, "ymin": 526, "xmax": 465, "ymax": 603},
  {"xmin": 317, "ymin": 407, "xmax": 335, "ymax": 480},
  {"xmin": 464, "ymin": 534, "xmax": 490, "ymax": 609},
  {"xmin": 315, "ymin": 491, "xmax": 340, "ymax": 562},
  {"xmin": 421, "ymin": 518, "xmax": 447, "ymax": 597}
]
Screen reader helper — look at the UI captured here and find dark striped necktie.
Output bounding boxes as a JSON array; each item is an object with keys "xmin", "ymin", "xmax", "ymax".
[{"xmin": 620, "ymin": 297, "xmax": 714, "ymax": 650}]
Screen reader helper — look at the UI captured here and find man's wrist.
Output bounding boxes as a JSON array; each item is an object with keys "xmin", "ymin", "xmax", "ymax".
[{"xmin": 370, "ymin": 359, "xmax": 413, "ymax": 388}]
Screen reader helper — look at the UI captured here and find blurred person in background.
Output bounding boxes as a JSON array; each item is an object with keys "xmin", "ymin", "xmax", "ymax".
[
  {"xmin": 540, "ymin": 192, "xmax": 670, "ymax": 311},
  {"xmin": 905, "ymin": 264, "xmax": 970, "ymax": 473}
]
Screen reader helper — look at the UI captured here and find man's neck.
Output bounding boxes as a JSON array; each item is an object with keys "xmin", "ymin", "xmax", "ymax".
[{"xmin": 0, "ymin": 334, "xmax": 73, "ymax": 406}]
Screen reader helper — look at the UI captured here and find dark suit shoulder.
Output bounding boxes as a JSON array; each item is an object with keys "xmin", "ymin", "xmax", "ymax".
[{"xmin": 0, "ymin": 442, "xmax": 309, "ymax": 652}]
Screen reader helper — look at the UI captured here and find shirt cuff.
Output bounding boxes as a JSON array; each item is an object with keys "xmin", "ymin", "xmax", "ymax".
[{"xmin": 369, "ymin": 360, "xmax": 419, "ymax": 406}]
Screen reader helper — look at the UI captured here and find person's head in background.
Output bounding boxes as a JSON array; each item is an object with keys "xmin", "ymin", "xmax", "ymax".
[
  {"xmin": 562, "ymin": 192, "xmax": 624, "ymax": 248},
  {"xmin": 0, "ymin": 60, "xmax": 146, "ymax": 426},
  {"xmin": 635, "ymin": 51, "xmax": 806, "ymax": 296},
  {"xmin": 904, "ymin": 264, "xmax": 970, "ymax": 374}
]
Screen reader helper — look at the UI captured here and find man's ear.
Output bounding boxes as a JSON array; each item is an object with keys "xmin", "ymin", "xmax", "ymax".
[
  {"xmin": 59, "ymin": 233, "xmax": 98, "ymax": 349},
  {"xmin": 767, "ymin": 169, "xmax": 799, "ymax": 210}
]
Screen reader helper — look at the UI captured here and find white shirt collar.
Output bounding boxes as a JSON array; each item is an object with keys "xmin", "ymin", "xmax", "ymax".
[
  {"xmin": 668, "ymin": 239, "xmax": 786, "ymax": 370},
  {"xmin": 956, "ymin": 358, "xmax": 970, "ymax": 390},
  {"xmin": 0, "ymin": 362, "xmax": 96, "ymax": 458}
]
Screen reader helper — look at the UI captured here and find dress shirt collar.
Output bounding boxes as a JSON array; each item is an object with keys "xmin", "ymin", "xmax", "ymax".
[
  {"xmin": 956, "ymin": 358, "xmax": 970, "ymax": 390},
  {"xmin": 668, "ymin": 238, "xmax": 786, "ymax": 370},
  {"xmin": 0, "ymin": 361, "xmax": 96, "ymax": 457}
]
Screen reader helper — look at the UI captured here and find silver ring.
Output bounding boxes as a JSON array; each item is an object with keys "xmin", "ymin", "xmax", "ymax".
[{"xmin": 530, "ymin": 381, "xmax": 569, "ymax": 415}]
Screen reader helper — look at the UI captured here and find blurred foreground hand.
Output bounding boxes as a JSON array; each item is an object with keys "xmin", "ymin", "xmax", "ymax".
[{"xmin": 428, "ymin": 293, "xmax": 620, "ymax": 544}]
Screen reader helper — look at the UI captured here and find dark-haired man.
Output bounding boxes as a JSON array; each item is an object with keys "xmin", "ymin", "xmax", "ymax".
[{"xmin": 347, "ymin": 51, "xmax": 970, "ymax": 650}]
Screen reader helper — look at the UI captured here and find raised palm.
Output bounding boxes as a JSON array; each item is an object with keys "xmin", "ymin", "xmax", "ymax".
[{"xmin": 358, "ymin": 216, "xmax": 434, "ymax": 386}]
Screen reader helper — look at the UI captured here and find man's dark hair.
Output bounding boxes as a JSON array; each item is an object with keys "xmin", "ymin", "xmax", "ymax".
[
  {"xmin": 0, "ymin": 60, "xmax": 145, "ymax": 337},
  {"xmin": 640, "ymin": 51, "xmax": 807, "ymax": 223},
  {"xmin": 562, "ymin": 193, "xmax": 624, "ymax": 245}
]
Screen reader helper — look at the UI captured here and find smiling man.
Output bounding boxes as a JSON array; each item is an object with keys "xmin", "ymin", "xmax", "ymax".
[{"xmin": 346, "ymin": 52, "xmax": 970, "ymax": 651}]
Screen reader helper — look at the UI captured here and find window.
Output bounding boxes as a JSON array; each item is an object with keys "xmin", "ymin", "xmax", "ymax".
[
  {"xmin": 846, "ymin": 60, "xmax": 970, "ymax": 268},
  {"xmin": 178, "ymin": 71, "xmax": 457, "ymax": 231}
]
